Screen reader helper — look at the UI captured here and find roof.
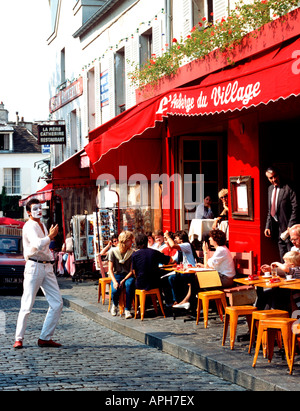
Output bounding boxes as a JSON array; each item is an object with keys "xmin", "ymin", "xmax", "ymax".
[
  {"xmin": 73, "ymin": 0, "xmax": 120, "ymax": 38},
  {"xmin": 12, "ymin": 125, "xmax": 41, "ymax": 153}
]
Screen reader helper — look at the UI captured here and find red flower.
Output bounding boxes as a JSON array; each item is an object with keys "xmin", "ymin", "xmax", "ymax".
[
  {"xmin": 191, "ymin": 26, "xmax": 196, "ymax": 32},
  {"xmin": 261, "ymin": 0, "xmax": 267, "ymax": 4},
  {"xmin": 202, "ymin": 17, "xmax": 206, "ymax": 21},
  {"xmin": 187, "ymin": 35, "xmax": 191, "ymax": 39},
  {"xmin": 172, "ymin": 38, "xmax": 177, "ymax": 43}
]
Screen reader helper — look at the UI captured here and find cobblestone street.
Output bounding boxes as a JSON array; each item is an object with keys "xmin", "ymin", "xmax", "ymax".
[{"xmin": 0, "ymin": 294, "xmax": 246, "ymax": 392}]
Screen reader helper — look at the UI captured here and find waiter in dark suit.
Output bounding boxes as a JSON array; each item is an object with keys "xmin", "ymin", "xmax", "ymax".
[{"xmin": 264, "ymin": 167, "xmax": 298, "ymax": 261}]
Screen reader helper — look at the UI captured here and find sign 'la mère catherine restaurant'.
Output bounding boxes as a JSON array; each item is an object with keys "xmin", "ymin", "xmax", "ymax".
[{"xmin": 52, "ymin": 8, "xmax": 300, "ymax": 270}]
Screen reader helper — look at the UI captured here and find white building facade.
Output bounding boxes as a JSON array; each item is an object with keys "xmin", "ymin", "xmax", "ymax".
[
  {"xmin": 47, "ymin": 0, "xmax": 234, "ymax": 168},
  {"xmin": 0, "ymin": 103, "xmax": 50, "ymax": 218}
]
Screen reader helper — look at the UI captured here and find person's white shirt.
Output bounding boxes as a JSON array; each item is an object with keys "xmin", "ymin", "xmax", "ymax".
[
  {"xmin": 207, "ymin": 246, "xmax": 235, "ymax": 278},
  {"xmin": 22, "ymin": 219, "xmax": 52, "ymax": 261}
]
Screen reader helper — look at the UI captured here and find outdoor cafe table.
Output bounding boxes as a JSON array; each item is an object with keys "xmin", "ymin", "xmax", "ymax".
[{"xmin": 234, "ymin": 276, "xmax": 300, "ymax": 289}]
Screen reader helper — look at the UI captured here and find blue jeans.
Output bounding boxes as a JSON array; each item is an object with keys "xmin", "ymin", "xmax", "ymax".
[{"xmin": 111, "ymin": 273, "xmax": 135, "ymax": 311}]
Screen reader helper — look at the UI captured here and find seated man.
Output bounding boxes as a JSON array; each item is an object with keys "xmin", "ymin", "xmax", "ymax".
[
  {"xmin": 132, "ymin": 233, "xmax": 172, "ymax": 291},
  {"xmin": 151, "ymin": 229, "xmax": 168, "ymax": 251},
  {"xmin": 195, "ymin": 195, "xmax": 214, "ymax": 219}
]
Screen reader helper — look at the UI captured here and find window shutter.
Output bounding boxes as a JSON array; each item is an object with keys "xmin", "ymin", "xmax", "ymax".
[
  {"xmin": 82, "ymin": 71, "xmax": 89, "ymax": 140},
  {"xmin": 94, "ymin": 61, "xmax": 101, "ymax": 127},
  {"xmin": 108, "ymin": 53, "xmax": 115, "ymax": 119},
  {"xmin": 182, "ymin": 0, "xmax": 192, "ymax": 39},
  {"xmin": 213, "ymin": 0, "xmax": 228, "ymax": 23},
  {"xmin": 152, "ymin": 16, "xmax": 162, "ymax": 57},
  {"xmin": 125, "ymin": 37, "xmax": 138, "ymax": 109}
]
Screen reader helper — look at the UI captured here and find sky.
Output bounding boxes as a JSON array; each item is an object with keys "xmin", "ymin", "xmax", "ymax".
[{"xmin": 0, "ymin": 1, "xmax": 51, "ymax": 123}]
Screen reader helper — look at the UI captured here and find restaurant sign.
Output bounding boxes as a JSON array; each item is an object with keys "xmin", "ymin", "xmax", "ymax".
[
  {"xmin": 49, "ymin": 77, "xmax": 83, "ymax": 113},
  {"xmin": 37, "ymin": 125, "xmax": 66, "ymax": 145}
]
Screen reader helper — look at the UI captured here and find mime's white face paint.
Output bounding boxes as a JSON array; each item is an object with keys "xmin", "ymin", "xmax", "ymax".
[{"xmin": 31, "ymin": 204, "xmax": 43, "ymax": 219}]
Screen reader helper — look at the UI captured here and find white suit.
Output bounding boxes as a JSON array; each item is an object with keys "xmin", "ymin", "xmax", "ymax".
[{"xmin": 15, "ymin": 219, "xmax": 63, "ymax": 342}]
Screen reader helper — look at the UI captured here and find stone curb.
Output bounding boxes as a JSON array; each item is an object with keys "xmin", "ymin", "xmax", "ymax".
[{"xmin": 62, "ymin": 294, "xmax": 299, "ymax": 391}]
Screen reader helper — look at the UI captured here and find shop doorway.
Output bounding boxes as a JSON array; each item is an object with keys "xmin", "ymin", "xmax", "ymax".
[
  {"xmin": 178, "ymin": 135, "xmax": 224, "ymax": 232},
  {"xmin": 259, "ymin": 118, "xmax": 300, "ymax": 262}
]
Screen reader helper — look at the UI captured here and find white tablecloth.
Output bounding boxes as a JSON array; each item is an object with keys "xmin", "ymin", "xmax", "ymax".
[
  {"xmin": 188, "ymin": 219, "xmax": 229, "ymax": 242},
  {"xmin": 188, "ymin": 219, "xmax": 214, "ymax": 242}
]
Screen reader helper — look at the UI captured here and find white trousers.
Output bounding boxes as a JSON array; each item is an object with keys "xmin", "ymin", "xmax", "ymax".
[{"xmin": 15, "ymin": 260, "xmax": 63, "ymax": 341}]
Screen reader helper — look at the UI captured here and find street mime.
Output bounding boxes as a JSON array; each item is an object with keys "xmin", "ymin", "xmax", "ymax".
[{"xmin": 13, "ymin": 199, "xmax": 63, "ymax": 349}]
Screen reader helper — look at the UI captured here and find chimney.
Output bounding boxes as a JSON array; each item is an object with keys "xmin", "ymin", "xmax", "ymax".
[
  {"xmin": 16, "ymin": 112, "xmax": 19, "ymax": 125},
  {"xmin": 0, "ymin": 102, "xmax": 9, "ymax": 123}
]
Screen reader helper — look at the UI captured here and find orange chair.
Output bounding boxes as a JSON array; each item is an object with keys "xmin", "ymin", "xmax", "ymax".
[
  {"xmin": 196, "ymin": 290, "xmax": 227, "ymax": 328},
  {"xmin": 134, "ymin": 289, "xmax": 166, "ymax": 321},
  {"xmin": 290, "ymin": 322, "xmax": 300, "ymax": 375},
  {"xmin": 222, "ymin": 305, "xmax": 257, "ymax": 350},
  {"xmin": 252, "ymin": 318, "xmax": 297, "ymax": 371},
  {"xmin": 195, "ymin": 270, "xmax": 227, "ymax": 328},
  {"xmin": 97, "ymin": 277, "xmax": 111, "ymax": 304},
  {"xmin": 248, "ymin": 310, "xmax": 289, "ymax": 356}
]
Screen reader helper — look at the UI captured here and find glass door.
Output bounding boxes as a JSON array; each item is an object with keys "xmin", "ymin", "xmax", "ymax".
[{"xmin": 179, "ymin": 136, "xmax": 223, "ymax": 231}]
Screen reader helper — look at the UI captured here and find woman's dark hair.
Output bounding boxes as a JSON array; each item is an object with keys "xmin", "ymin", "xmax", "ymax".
[
  {"xmin": 209, "ymin": 229, "xmax": 227, "ymax": 246},
  {"xmin": 135, "ymin": 233, "xmax": 148, "ymax": 249}
]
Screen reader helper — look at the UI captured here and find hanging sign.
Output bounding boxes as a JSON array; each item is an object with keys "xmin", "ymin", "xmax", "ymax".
[
  {"xmin": 37, "ymin": 125, "xmax": 66, "ymax": 145},
  {"xmin": 49, "ymin": 77, "xmax": 83, "ymax": 113}
]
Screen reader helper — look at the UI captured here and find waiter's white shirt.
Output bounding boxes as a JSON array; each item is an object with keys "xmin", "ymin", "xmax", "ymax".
[{"xmin": 23, "ymin": 219, "xmax": 52, "ymax": 261}]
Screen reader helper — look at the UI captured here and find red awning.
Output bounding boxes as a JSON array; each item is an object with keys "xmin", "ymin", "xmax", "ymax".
[
  {"xmin": 0, "ymin": 217, "xmax": 25, "ymax": 228},
  {"xmin": 51, "ymin": 149, "xmax": 94, "ymax": 189},
  {"xmin": 19, "ymin": 183, "xmax": 53, "ymax": 207},
  {"xmin": 85, "ymin": 36, "xmax": 300, "ymax": 175}
]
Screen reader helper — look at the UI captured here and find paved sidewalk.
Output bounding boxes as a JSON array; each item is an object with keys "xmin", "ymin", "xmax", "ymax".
[{"xmin": 58, "ymin": 277, "xmax": 300, "ymax": 391}]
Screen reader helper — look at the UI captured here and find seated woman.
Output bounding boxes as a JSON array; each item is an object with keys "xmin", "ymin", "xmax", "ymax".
[
  {"xmin": 195, "ymin": 195, "xmax": 214, "ymax": 219},
  {"xmin": 108, "ymin": 231, "xmax": 135, "ymax": 319},
  {"xmin": 145, "ymin": 231, "xmax": 155, "ymax": 248},
  {"xmin": 164, "ymin": 230, "xmax": 199, "ymax": 312},
  {"xmin": 197, "ymin": 229, "xmax": 235, "ymax": 288},
  {"xmin": 212, "ymin": 189, "xmax": 228, "ymax": 230}
]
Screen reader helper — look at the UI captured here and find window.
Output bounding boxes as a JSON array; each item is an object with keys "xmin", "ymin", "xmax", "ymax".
[
  {"xmin": 192, "ymin": 0, "xmax": 213, "ymax": 25},
  {"xmin": 0, "ymin": 134, "xmax": 9, "ymax": 150},
  {"xmin": 140, "ymin": 28, "xmax": 153, "ymax": 67},
  {"xmin": 61, "ymin": 48, "xmax": 66, "ymax": 84},
  {"xmin": 180, "ymin": 136, "xmax": 223, "ymax": 229},
  {"xmin": 4, "ymin": 168, "xmax": 21, "ymax": 195}
]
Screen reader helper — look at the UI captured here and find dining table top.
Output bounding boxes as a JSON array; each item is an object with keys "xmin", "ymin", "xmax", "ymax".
[
  {"xmin": 160, "ymin": 264, "xmax": 217, "ymax": 274},
  {"xmin": 234, "ymin": 275, "xmax": 300, "ymax": 289}
]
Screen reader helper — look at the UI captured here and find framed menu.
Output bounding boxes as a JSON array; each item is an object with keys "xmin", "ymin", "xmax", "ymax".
[{"xmin": 230, "ymin": 176, "xmax": 254, "ymax": 221}]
